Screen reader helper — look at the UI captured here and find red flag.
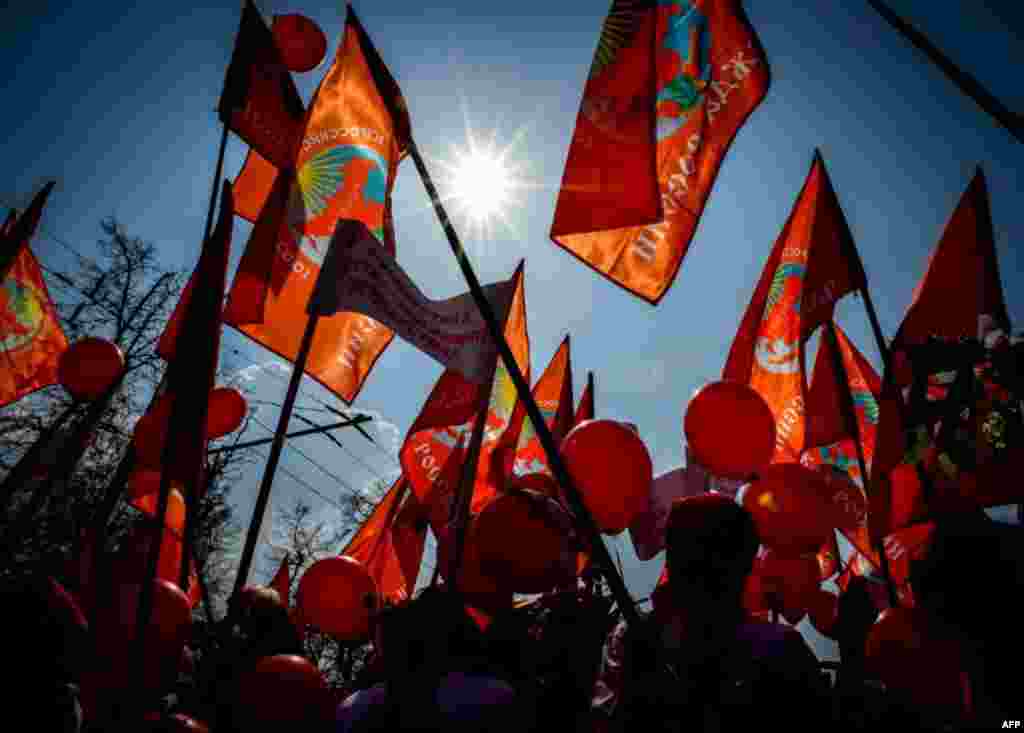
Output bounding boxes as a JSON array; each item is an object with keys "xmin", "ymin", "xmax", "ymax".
[
  {"xmin": 573, "ymin": 372, "xmax": 595, "ymax": 426},
  {"xmin": 511, "ymin": 336, "xmax": 573, "ymax": 478},
  {"xmin": 722, "ymin": 152, "xmax": 867, "ymax": 462},
  {"xmin": 892, "ymin": 169, "xmax": 1011, "ymax": 374},
  {"xmin": 343, "ymin": 478, "xmax": 427, "ymax": 603},
  {"xmin": 233, "ymin": 148, "xmax": 279, "ymax": 223},
  {"xmin": 1, "ymin": 217, "xmax": 68, "ymax": 407},
  {"xmin": 224, "ymin": 7, "xmax": 412, "ymax": 404},
  {"xmin": 269, "ymin": 556, "xmax": 290, "ymax": 603},
  {"xmin": 0, "ymin": 182, "xmax": 55, "ymax": 281},
  {"xmin": 550, "ymin": 0, "xmax": 770, "ymax": 303},
  {"xmin": 218, "ymin": 0, "xmax": 305, "ymax": 169},
  {"xmin": 400, "ymin": 265, "xmax": 530, "ymax": 513},
  {"xmin": 803, "ymin": 322, "xmax": 882, "ymax": 480}
]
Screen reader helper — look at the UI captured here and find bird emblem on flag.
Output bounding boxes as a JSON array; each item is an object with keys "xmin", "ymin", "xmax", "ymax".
[{"xmin": 655, "ymin": 0, "xmax": 710, "ymax": 140}]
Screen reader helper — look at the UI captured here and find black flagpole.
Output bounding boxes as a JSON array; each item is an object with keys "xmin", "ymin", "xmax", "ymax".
[
  {"xmin": 867, "ymin": 0, "xmax": 1024, "ymax": 144},
  {"xmin": 408, "ymin": 141, "xmax": 639, "ymax": 625}
]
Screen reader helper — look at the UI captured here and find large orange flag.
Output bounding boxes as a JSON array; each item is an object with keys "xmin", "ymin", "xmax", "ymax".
[
  {"xmin": 400, "ymin": 265, "xmax": 529, "ymax": 514},
  {"xmin": 1, "ymin": 200, "xmax": 68, "ymax": 407},
  {"xmin": 343, "ymin": 478, "xmax": 427, "ymax": 603},
  {"xmin": 803, "ymin": 322, "xmax": 882, "ymax": 484},
  {"xmin": 891, "ymin": 169, "xmax": 1011, "ymax": 381},
  {"xmin": 551, "ymin": 0, "xmax": 770, "ymax": 303},
  {"xmin": 224, "ymin": 7, "xmax": 411, "ymax": 403},
  {"xmin": 512, "ymin": 336, "xmax": 574, "ymax": 478},
  {"xmin": 722, "ymin": 153, "xmax": 867, "ymax": 462}
]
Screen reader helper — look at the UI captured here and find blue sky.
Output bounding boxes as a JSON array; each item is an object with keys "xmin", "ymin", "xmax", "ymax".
[{"xmin": 3, "ymin": 1, "xmax": 1022, "ymax": 659}]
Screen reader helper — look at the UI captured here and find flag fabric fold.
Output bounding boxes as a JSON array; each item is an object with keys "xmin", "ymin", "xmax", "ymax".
[
  {"xmin": 400, "ymin": 265, "xmax": 529, "ymax": 514},
  {"xmin": 550, "ymin": 0, "xmax": 770, "ymax": 303},
  {"xmin": 511, "ymin": 336, "xmax": 574, "ymax": 477},
  {"xmin": 722, "ymin": 152, "xmax": 866, "ymax": 462},
  {"xmin": 218, "ymin": 0, "xmax": 305, "ymax": 169},
  {"xmin": 1, "ymin": 197, "xmax": 69, "ymax": 408},
  {"xmin": 308, "ymin": 220, "xmax": 519, "ymax": 384},
  {"xmin": 224, "ymin": 6, "xmax": 412, "ymax": 404}
]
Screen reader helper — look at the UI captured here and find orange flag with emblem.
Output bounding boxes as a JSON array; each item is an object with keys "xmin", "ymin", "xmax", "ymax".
[
  {"xmin": 723, "ymin": 152, "xmax": 867, "ymax": 463},
  {"xmin": 511, "ymin": 336, "xmax": 574, "ymax": 478},
  {"xmin": 400, "ymin": 264, "xmax": 529, "ymax": 513},
  {"xmin": 551, "ymin": 0, "xmax": 770, "ymax": 303},
  {"xmin": 224, "ymin": 7, "xmax": 411, "ymax": 403},
  {"xmin": 343, "ymin": 478, "xmax": 427, "ymax": 603},
  {"xmin": 1, "ymin": 194, "xmax": 69, "ymax": 408}
]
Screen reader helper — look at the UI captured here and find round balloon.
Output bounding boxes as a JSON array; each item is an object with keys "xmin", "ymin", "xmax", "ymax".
[
  {"xmin": 207, "ymin": 387, "xmax": 247, "ymax": 439},
  {"xmin": 741, "ymin": 464, "xmax": 834, "ymax": 554},
  {"xmin": 59, "ymin": 337, "xmax": 124, "ymax": 401},
  {"xmin": 296, "ymin": 556, "xmax": 376, "ymax": 639},
  {"xmin": 272, "ymin": 14, "xmax": 328, "ymax": 73},
  {"xmin": 684, "ymin": 381, "xmax": 775, "ymax": 480},
  {"xmin": 561, "ymin": 420, "xmax": 652, "ymax": 534},
  {"xmin": 235, "ymin": 655, "xmax": 330, "ymax": 726},
  {"xmin": 474, "ymin": 490, "xmax": 576, "ymax": 593},
  {"xmin": 757, "ymin": 549, "xmax": 819, "ymax": 624}
]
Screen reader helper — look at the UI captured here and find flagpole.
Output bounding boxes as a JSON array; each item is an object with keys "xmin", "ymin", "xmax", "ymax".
[
  {"xmin": 233, "ymin": 313, "xmax": 321, "ymax": 597},
  {"xmin": 866, "ymin": 0, "xmax": 1024, "ymax": 145},
  {"xmin": 408, "ymin": 141, "xmax": 639, "ymax": 624},
  {"xmin": 823, "ymin": 321, "xmax": 899, "ymax": 607}
]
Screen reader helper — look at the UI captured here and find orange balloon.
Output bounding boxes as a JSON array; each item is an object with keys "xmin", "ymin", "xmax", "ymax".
[
  {"xmin": 207, "ymin": 387, "xmax": 247, "ymax": 439},
  {"xmin": 807, "ymin": 589, "xmax": 840, "ymax": 638},
  {"xmin": 684, "ymin": 381, "xmax": 775, "ymax": 480},
  {"xmin": 865, "ymin": 607, "xmax": 970, "ymax": 714},
  {"xmin": 272, "ymin": 14, "xmax": 328, "ymax": 73},
  {"xmin": 474, "ymin": 490, "xmax": 576, "ymax": 594},
  {"xmin": 58, "ymin": 337, "xmax": 125, "ymax": 401},
  {"xmin": 296, "ymin": 556, "xmax": 376, "ymax": 639},
  {"xmin": 235, "ymin": 655, "xmax": 330, "ymax": 726},
  {"xmin": 741, "ymin": 464, "xmax": 833, "ymax": 555},
  {"xmin": 561, "ymin": 420, "xmax": 652, "ymax": 534}
]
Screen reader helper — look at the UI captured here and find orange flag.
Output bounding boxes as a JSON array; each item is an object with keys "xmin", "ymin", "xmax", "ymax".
[
  {"xmin": 551, "ymin": 0, "xmax": 770, "ymax": 303},
  {"xmin": 803, "ymin": 322, "xmax": 882, "ymax": 483},
  {"xmin": 233, "ymin": 149, "xmax": 279, "ymax": 223},
  {"xmin": 891, "ymin": 169, "xmax": 1011, "ymax": 381},
  {"xmin": 512, "ymin": 336, "xmax": 574, "ymax": 478},
  {"xmin": 218, "ymin": 0, "xmax": 305, "ymax": 169},
  {"xmin": 224, "ymin": 7, "xmax": 411, "ymax": 404},
  {"xmin": 343, "ymin": 478, "xmax": 427, "ymax": 603},
  {"xmin": 722, "ymin": 152, "xmax": 867, "ymax": 462},
  {"xmin": 1, "ymin": 203, "xmax": 69, "ymax": 407},
  {"xmin": 400, "ymin": 265, "xmax": 529, "ymax": 513}
]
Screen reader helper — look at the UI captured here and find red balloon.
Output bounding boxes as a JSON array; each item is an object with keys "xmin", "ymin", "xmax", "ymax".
[
  {"xmin": 58, "ymin": 337, "xmax": 124, "ymax": 401},
  {"xmin": 235, "ymin": 655, "xmax": 330, "ymax": 726},
  {"xmin": 807, "ymin": 589, "xmax": 839, "ymax": 638},
  {"xmin": 296, "ymin": 556, "xmax": 376, "ymax": 639},
  {"xmin": 207, "ymin": 387, "xmax": 247, "ymax": 439},
  {"xmin": 512, "ymin": 472, "xmax": 560, "ymax": 499},
  {"xmin": 757, "ymin": 549, "xmax": 819, "ymax": 624},
  {"xmin": 684, "ymin": 381, "xmax": 775, "ymax": 480},
  {"xmin": 741, "ymin": 464, "xmax": 834, "ymax": 554},
  {"xmin": 272, "ymin": 14, "xmax": 328, "ymax": 73},
  {"xmin": 561, "ymin": 420, "xmax": 652, "ymax": 534},
  {"xmin": 865, "ymin": 608, "xmax": 970, "ymax": 714},
  {"xmin": 237, "ymin": 584, "xmax": 285, "ymax": 617},
  {"xmin": 474, "ymin": 490, "xmax": 576, "ymax": 593}
]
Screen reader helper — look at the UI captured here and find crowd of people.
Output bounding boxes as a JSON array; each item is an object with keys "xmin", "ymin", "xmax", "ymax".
[{"xmin": 4, "ymin": 491, "xmax": 1021, "ymax": 732}]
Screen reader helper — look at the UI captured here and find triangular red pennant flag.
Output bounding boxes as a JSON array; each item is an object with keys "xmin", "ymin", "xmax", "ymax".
[
  {"xmin": 512, "ymin": 336, "xmax": 573, "ymax": 478},
  {"xmin": 550, "ymin": 0, "xmax": 770, "ymax": 303},
  {"xmin": 269, "ymin": 555, "xmax": 290, "ymax": 604},
  {"xmin": 723, "ymin": 153, "xmax": 867, "ymax": 463}
]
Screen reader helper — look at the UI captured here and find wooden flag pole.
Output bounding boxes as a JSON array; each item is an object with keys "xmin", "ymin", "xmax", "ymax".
[
  {"xmin": 866, "ymin": 0, "xmax": 1024, "ymax": 145},
  {"xmin": 408, "ymin": 141, "xmax": 639, "ymax": 625},
  {"xmin": 233, "ymin": 313, "xmax": 320, "ymax": 597},
  {"xmin": 823, "ymin": 321, "xmax": 899, "ymax": 607}
]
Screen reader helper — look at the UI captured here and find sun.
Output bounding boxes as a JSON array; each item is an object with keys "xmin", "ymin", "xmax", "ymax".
[{"xmin": 435, "ymin": 129, "xmax": 526, "ymax": 240}]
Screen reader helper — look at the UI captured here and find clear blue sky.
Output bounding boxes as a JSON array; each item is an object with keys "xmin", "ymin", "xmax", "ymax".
[{"xmin": 3, "ymin": 1, "xmax": 1022, "ymax": 658}]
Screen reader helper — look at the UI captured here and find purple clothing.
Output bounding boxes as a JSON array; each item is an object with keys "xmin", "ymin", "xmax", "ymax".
[{"xmin": 336, "ymin": 672, "xmax": 516, "ymax": 733}]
